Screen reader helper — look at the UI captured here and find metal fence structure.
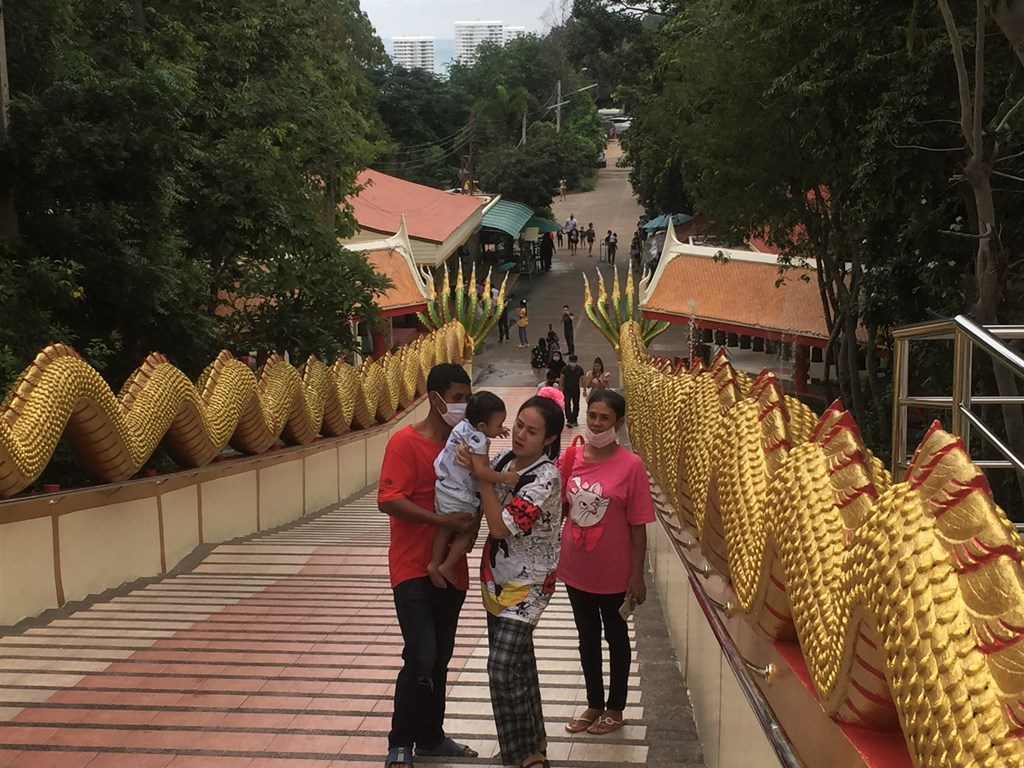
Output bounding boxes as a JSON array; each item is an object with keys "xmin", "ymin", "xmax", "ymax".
[{"xmin": 892, "ymin": 315, "xmax": 1024, "ymax": 521}]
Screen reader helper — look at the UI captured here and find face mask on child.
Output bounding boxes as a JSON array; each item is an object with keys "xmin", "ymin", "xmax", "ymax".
[{"xmin": 585, "ymin": 425, "xmax": 618, "ymax": 448}]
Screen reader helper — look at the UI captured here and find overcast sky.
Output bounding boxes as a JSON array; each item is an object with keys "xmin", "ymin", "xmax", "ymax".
[{"xmin": 360, "ymin": 0, "xmax": 559, "ymax": 39}]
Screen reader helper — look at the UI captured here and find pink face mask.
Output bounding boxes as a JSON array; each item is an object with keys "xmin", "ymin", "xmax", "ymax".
[{"xmin": 585, "ymin": 425, "xmax": 618, "ymax": 448}]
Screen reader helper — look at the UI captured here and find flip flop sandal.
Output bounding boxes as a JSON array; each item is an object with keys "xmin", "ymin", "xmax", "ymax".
[
  {"xmin": 565, "ymin": 713, "xmax": 598, "ymax": 733},
  {"xmin": 587, "ymin": 715, "xmax": 626, "ymax": 735},
  {"xmin": 385, "ymin": 745, "xmax": 413, "ymax": 767},
  {"xmin": 414, "ymin": 736, "xmax": 479, "ymax": 757}
]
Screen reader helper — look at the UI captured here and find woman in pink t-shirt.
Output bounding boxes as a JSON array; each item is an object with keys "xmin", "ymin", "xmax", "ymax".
[{"xmin": 557, "ymin": 389, "xmax": 654, "ymax": 736}]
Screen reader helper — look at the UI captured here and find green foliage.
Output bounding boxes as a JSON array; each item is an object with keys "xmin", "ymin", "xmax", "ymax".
[
  {"xmin": 375, "ymin": 31, "xmax": 603, "ymax": 205},
  {"xmin": 371, "ymin": 66, "xmax": 471, "ymax": 187},
  {"xmin": 478, "ymin": 122, "xmax": 602, "ymax": 209},
  {"xmin": 1, "ymin": 0, "xmax": 388, "ymax": 387},
  {"xmin": 614, "ymin": 0, "xmax": 1024, "ymax": 452}
]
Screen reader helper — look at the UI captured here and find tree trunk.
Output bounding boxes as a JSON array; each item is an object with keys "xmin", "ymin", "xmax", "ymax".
[
  {"xmin": 865, "ymin": 325, "xmax": 890, "ymax": 448},
  {"xmin": 989, "ymin": 0, "xmax": 1024, "ymax": 66},
  {"xmin": 133, "ymin": 0, "xmax": 147, "ymax": 34},
  {"xmin": 843, "ymin": 311, "xmax": 866, "ymax": 426},
  {"xmin": 0, "ymin": 2, "xmax": 18, "ymax": 238}
]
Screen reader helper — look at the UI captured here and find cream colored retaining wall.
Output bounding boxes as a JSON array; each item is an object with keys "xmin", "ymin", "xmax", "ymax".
[
  {"xmin": 0, "ymin": 399, "xmax": 430, "ymax": 627},
  {"xmin": 648, "ymin": 519, "xmax": 780, "ymax": 768},
  {"xmin": 649, "ymin": 516, "xmax": 895, "ymax": 768}
]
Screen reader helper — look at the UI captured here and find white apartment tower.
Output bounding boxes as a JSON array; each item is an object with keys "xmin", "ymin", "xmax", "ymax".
[
  {"xmin": 503, "ymin": 26, "xmax": 527, "ymax": 43},
  {"xmin": 392, "ymin": 37, "xmax": 436, "ymax": 72},
  {"xmin": 454, "ymin": 21, "xmax": 504, "ymax": 65}
]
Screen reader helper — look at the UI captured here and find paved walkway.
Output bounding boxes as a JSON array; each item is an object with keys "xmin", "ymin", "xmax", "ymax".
[
  {"xmin": 472, "ymin": 139, "xmax": 690, "ymax": 390},
  {"xmin": 0, "ymin": 387, "xmax": 701, "ymax": 768}
]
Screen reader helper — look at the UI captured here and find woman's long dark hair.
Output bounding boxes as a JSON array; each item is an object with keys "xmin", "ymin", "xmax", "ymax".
[{"xmin": 519, "ymin": 395, "xmax": 565, "ymax": 460}]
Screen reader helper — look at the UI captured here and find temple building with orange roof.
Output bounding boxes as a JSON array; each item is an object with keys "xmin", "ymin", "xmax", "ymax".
[
  {"xmin": 345, "ymin": 219, "xmax": 432, "ymax": 357},
  {"xmin": 341, "ymin": 169, "xmax": 493, "ymax": 270},
  {"xmin": 640, "ymin": 222, "xmax": 851, "ymax": 394}
]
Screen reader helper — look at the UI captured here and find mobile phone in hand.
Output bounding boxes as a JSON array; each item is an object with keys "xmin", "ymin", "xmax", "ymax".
[{"xmin": 619, "ymin": 593, "xmax": 637, "ymax": 620}]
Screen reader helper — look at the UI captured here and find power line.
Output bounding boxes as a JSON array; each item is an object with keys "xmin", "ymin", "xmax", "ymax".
[{"xmin": 386, "ymin": 124, "xmax": 471, "ymax": 155}]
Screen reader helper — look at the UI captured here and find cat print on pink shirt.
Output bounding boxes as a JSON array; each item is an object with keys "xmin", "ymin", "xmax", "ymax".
[{"xmin": 567, "ymin": 477, "xmax": 610, "ymax": 551}]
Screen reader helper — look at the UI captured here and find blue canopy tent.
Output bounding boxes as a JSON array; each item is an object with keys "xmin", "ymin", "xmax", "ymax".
[{"xmin": 642, "ymin": 213, "xmax": 694, "ymax": 231}]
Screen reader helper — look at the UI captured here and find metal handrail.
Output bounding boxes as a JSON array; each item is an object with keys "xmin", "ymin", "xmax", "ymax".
[
  {"xmin": 656, "ymin": 512, "xmax": 804, "ymax": 767},
  {"xmin": 891, "ymin": 315, "xmax": 1024, "ymax": 503}
]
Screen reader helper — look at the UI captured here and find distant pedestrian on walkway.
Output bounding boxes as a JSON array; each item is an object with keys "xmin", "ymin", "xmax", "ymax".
[
  {"xmin": 586, "ymin": 223, "xmax": 596, "ymax": 256},
  {"xmin": 517, "ymin": 300, "xmax": 529, "ymax": 347},
  {"xmin": 560, "ymin": 389, "xmax": 654, "ymax": 737},
  {"xmin": 560, "ymin": 354, "xmax": 585, "ymax": 427},
  {"xmin": 378, "ymin": 364, "xmax": 480, "ymax": 767},
  {"xmin": 540, "ymin": 232, "xmax": 555, "ymax": 271},
  {"xmin": 546, "ymin": 326, "xmax": 560, "ymax": 361},
  {"xmin": 530, "ymin": 338, "xmax": 549, "ymax": 375},
  {"xmin": 559, "ymin": 178, "xmax": 567, "ymax": 201},
  {"xmin": 561, "ymin": 305, "xmax": 575, "ymax": 355},
  {"xmin": 604, "ymin": 231, "xmax": 617, "ymax": 265},
  {"xmin": 497, "ymin": 297, "xmax": 511, "ymax": 343},
  {"xmin": 583, "ymin": 356, "xmax": 611, "ymax": 396}
]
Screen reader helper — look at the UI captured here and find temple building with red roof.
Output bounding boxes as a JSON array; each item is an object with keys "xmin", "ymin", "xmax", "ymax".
[
  {"xmin": 341, "ymin": 170, "xmax": 491, "ymax": 268},
  {"xmin": 640, "ymin": 222, "xmax": 850, "ymax": 393},
  {"xmin": 345, "ymin": 219, "xmax": 432, "ymax": 357}
]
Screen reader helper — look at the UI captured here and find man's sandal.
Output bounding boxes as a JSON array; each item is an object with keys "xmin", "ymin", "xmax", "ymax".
[
  {"xmin": 385, "ymin": 745, "xmax": 413, "ymax": 767},
  {"xmin": 414, "ymin": 736, "xmax": 478, "ymax": 757},
  {"xmin": 565, "ymin": 712, "xmax": 598, "ymax": 733},
  {"xmin": 587, "ymin": 714, "xmax": 626, "ymax": 735}
]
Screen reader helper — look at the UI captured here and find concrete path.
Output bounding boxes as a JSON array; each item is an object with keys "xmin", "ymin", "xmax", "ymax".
[
  {"xmin": 0, "ymin": 387, "xmax": 701, "ymax": 768},
  {"xmin": 473, "ymin": 139, "xmax": 690, "ymax": 389}
]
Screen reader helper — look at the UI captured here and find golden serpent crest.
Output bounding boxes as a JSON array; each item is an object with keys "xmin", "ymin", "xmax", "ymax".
[
  {"xmin": 0, "ymin": 322, "xmax": 469, "ymax": 498},
  {"xmin": 617, "ymin": 320, "xmax": 1024, "ymax": 768}
]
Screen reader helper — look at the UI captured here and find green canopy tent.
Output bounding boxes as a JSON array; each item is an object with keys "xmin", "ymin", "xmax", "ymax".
[{"xmin": 525, "ymin": 216, "xmax": 562, "ymax": 233}]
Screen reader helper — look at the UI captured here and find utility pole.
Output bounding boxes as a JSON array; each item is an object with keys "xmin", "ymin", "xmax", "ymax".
[
  {"xmin": 459, "ymin": 114, "xmax": 476, "ymax": 193},
  {"xmin": 548, "ymin": 82, "xmax": 596, "ymax": 134},
  {"xmin": 0, "ymin": 0, "xmax": 16, "ymax": 237},
  {"xmin": 520, "ymin": 110, "xmax": 527, "ymax": 147}
]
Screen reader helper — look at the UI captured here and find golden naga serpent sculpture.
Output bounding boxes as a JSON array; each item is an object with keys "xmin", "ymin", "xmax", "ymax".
[
  {"xmin": 0, "ymin": 322, "xmax": 470, "ymax": 499},
  {"xmin": 617, "ymin": 320, "xmax": 1024, "ymax": 768}
]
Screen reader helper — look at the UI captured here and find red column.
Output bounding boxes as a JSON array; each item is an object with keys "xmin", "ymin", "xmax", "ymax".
[
  {"xmin": 794, "ymin": 344, "xmax": 810, "ymax": 395},
  {"xmin": 371, "ymin": 330, "xmax": 386, "ymax": 359}
]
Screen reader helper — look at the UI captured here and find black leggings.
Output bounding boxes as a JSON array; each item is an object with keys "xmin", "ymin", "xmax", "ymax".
[{"xmin": 565, "ymin": 584, "xmax": 631, "ymax": 712}]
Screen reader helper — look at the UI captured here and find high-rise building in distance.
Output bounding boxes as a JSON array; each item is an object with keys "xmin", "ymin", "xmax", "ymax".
[
  {"xmin": 392, "ymin": 36, "xmax": 436, "ymax": 72},
  {"xmin": 454, "ymin": 21, "xmax": 504, "ymax": 65},
  {"xmin": 503, "ymin": 26, "xmax": 527, "ymax": 43}
]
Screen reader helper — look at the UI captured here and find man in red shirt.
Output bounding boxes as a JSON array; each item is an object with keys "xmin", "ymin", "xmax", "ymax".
[{"xmin": 378, "ymin": 363, "xmax": 479, "ymax": 767}]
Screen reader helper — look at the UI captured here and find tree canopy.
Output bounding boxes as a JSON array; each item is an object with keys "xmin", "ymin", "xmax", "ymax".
[
  {"xmin": 616, "ymin": 0, "xmax": 1024, "ymax": 456},
  {"xmin": 0, "ymin": 0, "xmax": 390, "ymax": 390}
]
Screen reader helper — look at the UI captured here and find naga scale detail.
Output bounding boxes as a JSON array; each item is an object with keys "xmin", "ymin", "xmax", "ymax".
[
  {"xmin": 616, "ymin": 319, "xmax": 1024, "ymax": 768},
  {"xmin": 0, "ymin": 322, "xmax": 470, "ymax": 499}
]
